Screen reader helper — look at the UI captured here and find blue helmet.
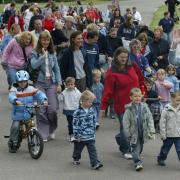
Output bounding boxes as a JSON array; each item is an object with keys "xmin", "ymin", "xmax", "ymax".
[{"xmin": 16, "ymin": 70, "xmax": 29, "ymax": 82}]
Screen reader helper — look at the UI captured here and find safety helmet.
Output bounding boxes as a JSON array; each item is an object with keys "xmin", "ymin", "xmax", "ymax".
[{"xmin": 16, "ymin": 70, "xmax": 29, "ymax": 82}]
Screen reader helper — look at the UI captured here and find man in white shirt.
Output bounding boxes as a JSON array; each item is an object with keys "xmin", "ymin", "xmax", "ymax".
[{"xmin": 132, "ymin": 7, "xmax": 142, "ymax": 25}]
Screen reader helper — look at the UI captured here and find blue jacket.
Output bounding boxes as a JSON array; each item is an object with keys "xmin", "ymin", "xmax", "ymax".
[
  {"xmin": 166, "ymin": 75, "xmax": 179, "ymax": 92},
  {"xmin": 91, "ymin": 82, "xmax": 104, "ymax": 104},
  {"xmin": 30, "ymin": 50, "xmax": 62, "ymax": 85},
  {"xmin": 159, "ymin": 17, "xmax": 174, "ymax": 33},
  {"xmin": 9, "ymin": 85, "xmax": 47, "ymax": 121},
  {"xmin": 73, "ymin": 107, "xmax": 96, "ymax": 141},
  {"xmin": 0, "ymin": 34, "xmax": 13, "ymax": 55}
]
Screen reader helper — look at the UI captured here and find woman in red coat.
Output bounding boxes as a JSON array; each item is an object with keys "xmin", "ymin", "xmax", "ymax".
[
  {"xmin": 8, "ymin": 10, "xmax": 24, "ymax": 32},
  {"xmin": 101, "ymin": 47, "xmax": 146, "ymax": 158}
]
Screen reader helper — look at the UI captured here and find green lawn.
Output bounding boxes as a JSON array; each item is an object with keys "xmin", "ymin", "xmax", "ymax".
[{"xmin": 149, "ymin": 5, "xmax": 180, "ymax": 31}]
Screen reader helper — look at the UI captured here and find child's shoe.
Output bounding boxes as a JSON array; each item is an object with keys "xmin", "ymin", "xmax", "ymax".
[
  {"xmin": 96, "ymin": 122, "xmax": 100, "ymax": 130},
  {"xmin": 9, "ymin": 145, "xmax": 18, "ymax": 153},
  {"xmin": 73, "ymin": 160, "xmax": 80, "ymax": 165},
  {"xmin": 92, "ymin": 163, "xmax": 103, "ymax": 170},
  {"xmin": 135, "ymin": 164, "xmax": 143, "ymax": 171},
  {"xmin": 157, "ymin": 159, "xmax": 166, "ymax": 166}
]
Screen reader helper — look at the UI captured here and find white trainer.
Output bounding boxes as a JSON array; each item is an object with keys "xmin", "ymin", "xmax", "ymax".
[{"xmin": 123, "ymin": 153, "xmax": 133, "ymax": 159}]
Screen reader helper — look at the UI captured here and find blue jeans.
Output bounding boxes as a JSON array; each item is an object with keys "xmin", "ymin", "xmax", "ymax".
[
  {"xmin": 93, "ymin": 103, "xmax": 100, "ymax": 123},
  {"xmin": 72, "ymin": 140, "xmax": 100, "ymax": 166},
  {"xmin": 117, "ymin": 113, "xmax": 131, "ymax": 154},
  {"xmin": 131, "ymin": 138, "xmax": 143, "ymax": 166},
  {"xmin": 7, "ymin": 67, "xmax": 19, "ymax": 85},
  {"xmin": 158, "ymin": 137, "xmax": 180, "ymax": 161},
  {"xmin": 9, "ymin": 121, "xmax": 20, "ymax": 145}
]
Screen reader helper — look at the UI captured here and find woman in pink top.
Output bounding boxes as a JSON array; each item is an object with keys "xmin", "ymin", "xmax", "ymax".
[
  {"xmin": 155, "ymin": 69, "xmax": 173, "ymax": 107},
  {"xmin": 2, "ymin": 31, "xmax": 35, "ymax": 87}
]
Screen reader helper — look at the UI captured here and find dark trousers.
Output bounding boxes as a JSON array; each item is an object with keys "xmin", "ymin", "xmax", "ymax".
[
  {"xmin": 72, "ymin": 140, "xmax": 99, "ymax": 166},
  {"xmin": 9, "ymin": 121, "xmax": 20, "ymax": 145},
  {"xmin": 66, "ymin": 115, "xmax": 73, "ymax": 135},
  {"xmin": 158, "ymin": 137, "xmax": 180, "ymax": 161}
]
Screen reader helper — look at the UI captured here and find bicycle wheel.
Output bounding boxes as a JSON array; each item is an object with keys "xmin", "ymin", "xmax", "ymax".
[{"xmin": 27, "ymin": 129, "xmax": 44, "ymax": 159}]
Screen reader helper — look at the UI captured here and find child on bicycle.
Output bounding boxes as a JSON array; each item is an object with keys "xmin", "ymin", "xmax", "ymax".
[
  {"xmin": 72, "ymin": 90, "xmax": 103, "ymax": 170},
  {"xmin": 8, "ymin": 70, "xmax": 48, "ymax": 153}
]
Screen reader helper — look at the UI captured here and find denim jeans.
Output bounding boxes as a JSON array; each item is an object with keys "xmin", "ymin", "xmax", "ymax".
[
  {"xmin": 158, "ymin": 137, "xmax": 180, "ymax": 161},
  {"xmin": 131, "ymin": 138, "xmax": 144, "ymax": 166},
  {"xmin": 7, "ymin": 67, "xmax": 19, "ymax": 85},
  {"xmin": 117, "ymin": 113, "xmax": 131, "ymax": 154},
  {"xmin": 9, "ymin": 121, "xmax": 20, "ymax": 145},
  {"xmin": 72, "ymin": 140, "xmax": 100, "ymax": 166},
  {"xmin": 93, "ymin": 103, "xmax": 100, "ymax": 123}
]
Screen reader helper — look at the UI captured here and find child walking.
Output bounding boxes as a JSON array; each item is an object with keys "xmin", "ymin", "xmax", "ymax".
[
  {"xmin": 157, "ymin": 91, "xmax": 180, "ymax": 166},
  {"xmin": 91, "ymin": 69, "xmax": 104, "ymax": 129},
  {"xmin": 60, "ymin": 77, "xmax": 81, "ymax": 142},
  {"xmin": 166, "ymin": 64, "xmax": 179, "ymax": 93},
  {"xmin": 155, "ymin": 69, "xmax": 173, "ymax": 107},
  {"xmin": 72, "ymin": 90, "xmax": 103, "ymax": 170},
  {"xmin": 123, "ymin": 88, "xmax": 155, "ymax": 171},
  {"xmin": 145, "ymin": 78, "xmax": 162, "ymax": 133},
  {"xmin": 8, "ymin": 70, "xmax": 48, "ymax": 153}
]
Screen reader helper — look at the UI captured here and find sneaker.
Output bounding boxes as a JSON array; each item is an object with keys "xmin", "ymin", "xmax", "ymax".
[
  {"xmin": 96, "ymin": 122, "xmax": 100, "ymax": 130},
  {"xmin": 123, "ymin": 153, "xmax": 133, "ymax": 160},
  {"xmin": 73, "ymin": 160, "xmax": 80, "ymax": 165},
  {"xmin": 157, "ymin": 159, "xmax": 166, "ymax": 166},
  {"xmin": 49, "ymin": 133, "xmax": 55, "ymax": 140},
  {"xmin": 92, "ymin": 163, "xmax": 103, "ymax": 170},
  {"xmin": 43, "ymin": 138, "xmax": 48, "ymax": 142},
  {"xmin": 110, "ymin": 115, "xmax": 115, "ymax": 119},
  {"xmin": 9, "ymin": 146, "xmax": 17, "ymax": 153},
  {"xmin": 135, "ymin": 164, "xmax": 143, "ymax": 171}
]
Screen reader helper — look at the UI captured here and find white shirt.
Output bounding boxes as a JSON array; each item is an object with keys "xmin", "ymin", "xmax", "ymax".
[
  {"xmin": 133, "ymin": 11, "xmax": 142, "ymax": 22},
  {"xmin": 60, "ymin": 87, "xmax": 81, "ymax": 110}
]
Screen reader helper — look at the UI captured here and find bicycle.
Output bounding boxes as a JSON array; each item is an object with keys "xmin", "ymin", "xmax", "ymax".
[{"xmin": 4, "ymin": 104, "xmax": 44, "ymax": 159}]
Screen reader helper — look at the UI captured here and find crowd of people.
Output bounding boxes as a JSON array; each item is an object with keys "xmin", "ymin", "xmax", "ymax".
[{"xmin": 0, "ymin": 0, "xmax": 180, "ymax": 172}]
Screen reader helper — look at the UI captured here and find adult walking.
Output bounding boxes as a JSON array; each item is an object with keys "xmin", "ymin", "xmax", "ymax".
[
  {"xmin": 2, "ymin": 31, "xmax": 35, "ymax": 86},
  {"xmin": 101, "ymin": 47, "xmax": 146, "ymax": 158},
  {"xmin": 60, "ymin": 31, "xmax": 88, "ymax": 92},
  {"xmin": 30, "ymin": 31, "xmax": 62, "ymax": 141}
]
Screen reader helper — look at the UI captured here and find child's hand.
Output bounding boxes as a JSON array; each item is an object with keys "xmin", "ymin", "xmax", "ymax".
[
  {"xmin": 43, "ymin": 101, "xmax": 48, "ymax": 107},
  {"xmin": 16, "ymin": 101, "xmax": 23, "ymax": 106}
]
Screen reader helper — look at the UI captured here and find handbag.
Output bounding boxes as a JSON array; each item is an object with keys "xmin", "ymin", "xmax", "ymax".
[{"xmin": 22, "ymin": 47, "xmax": 39, "ymax": 82}]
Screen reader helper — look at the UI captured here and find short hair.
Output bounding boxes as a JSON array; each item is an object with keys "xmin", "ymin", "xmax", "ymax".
[
  {"xmin": 144, "ymin": 77, "xmax": 154, "ymax": 86},
  {"xmin": 92, "ymin": 69, "xmax": 101, "ymax": 77},
  {"xmin": 109, "ymin": 27, "xmax": 117, "ymax": 33},
  {"xmin": 86, "ymin": 31, "xmax": 99, "ymax": 39},
  {"xmin": 166, "ymin": 64, "xmax": 176, "ymax": 75},
  {"xmin": 154, "ymin": 26, "xmax": 163, "ymax": 35},
  {"xmin": 86, "ymin": 23, "xmax": 98, "ymax": 32},
  {"xmin": 137, "ymin": 32, "xmax": 148, "ymax": 45},
  {"xmin": 164, "ymin": 11, "xmax": 169, "ymax": 16},
  {"xmin": 65, "ymin": 77, "xmax": 75, "ymax": 84},
  {"xmin": 129, "ymin": 39, "xmax": 141, "ymax": 49},
  {"xmin": 80, "ymin": 90, "xmax": 95, "ymax": 102},
  {"xmin": 130, "ymin": 88, "xmax": 142, "ymax": 96},
  {"xmin": 171, "ymin": 91, "xmax": 180, "ymax": 98},
  {"xmin": 156, "ymin": 69, "xmax": 166, "ymax": 76}
]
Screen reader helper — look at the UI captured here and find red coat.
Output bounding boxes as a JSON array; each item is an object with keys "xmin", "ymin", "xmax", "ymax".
[
  {"xmin": 42, "ymin": 18, "xmax": 55, "ymax": 32},
  {"xmin": 8, "ymin": 16, "xmax": 24, "ymax": 32},
  {"xmin": 101, "ymin": 63, "xmax": 146, "ymax": 114}
]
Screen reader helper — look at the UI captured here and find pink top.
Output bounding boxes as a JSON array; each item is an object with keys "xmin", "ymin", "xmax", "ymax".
[
  {"xmin": 2, "ymin": 38, "xmax": 33, "ymax": 69},
  {"xmin": 155, "ymin": 79, "xmax": 173, "ymax": 103}
]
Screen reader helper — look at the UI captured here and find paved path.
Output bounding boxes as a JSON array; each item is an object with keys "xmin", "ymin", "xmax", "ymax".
[{"xmin": 1, "ymin": 1, "xmax": 180, "ymax": 180}]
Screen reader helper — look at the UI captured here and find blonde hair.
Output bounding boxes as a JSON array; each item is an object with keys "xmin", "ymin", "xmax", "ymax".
[
  {"xmin": 156, "ymin": 69, "xmax": 166, "ymax": 76},
  {"xmin": 154, "ymin": 26, "xmax": 163, "ymax": 36},
  {"xmin": 130, "ymin": 88, "xmax": 142, "ymax": 96},
  {"xmin": 65, "ymin": 77, "xmax": 75, "ymax": 84},
  {"xmin": 80, "ymin": 90, "xmax": 95, "ymax": 102},
  {"xmin": 86, "ymin": 23, "xmax": 98, "ymax": 32},
  {"xmin": 19, "ymin": 31, "xmax": 36, "ymax": 48},
  {"xmin": 171, "ymin": 91, "xmax": 180, "ymax": 98},
  {"xmin": 92, "ymin": 69, "xmax": 101, "ymax": 78}
]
